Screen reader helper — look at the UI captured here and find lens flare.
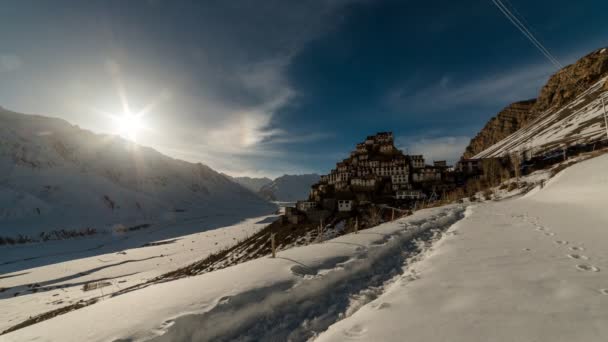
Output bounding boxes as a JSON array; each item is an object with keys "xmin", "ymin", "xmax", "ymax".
[{"xmin": 114, "ymin": 113, "xmax": 142, "ymax": 141}]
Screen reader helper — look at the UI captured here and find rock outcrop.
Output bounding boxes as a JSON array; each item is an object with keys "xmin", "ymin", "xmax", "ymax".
[
  {"xmin": 463, "ymin": 47, "xmax": 608, "ymax": 158},
  {"xmin": 463, "ymin": 99, "xmax": 536, "ymax": 158}
]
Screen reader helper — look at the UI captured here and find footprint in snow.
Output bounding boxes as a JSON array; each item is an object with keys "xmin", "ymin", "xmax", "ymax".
[
  {"xmin": 544, "ymin": 232, "xmax": 556, "ymax": 237},
  {"xmin": 535, "ymin": 227, "xmax": 546, "ymax": 231},
  {"xmin": 600, "ymin": 289, "xmax": 608, "ymax": 296},
  {"xmin": 567, "ymin": 254, "xmax": 589, "ymax": 260},
  {"xmin": 554, "ymin": 240, "xmax": 568, "ymax": 245},
  {"xmin": 343, "ymin": 324, "xmax": 367, "ymax": 338},
  {"xmin": 576, "ymin": 264, "xmax": 600, "ymax": 272},
  {"xmin": 569, "ymin": 246, "xmax": 585, "ymax": 252},
  {"xmin": 376, "ymin": 302, "xmax": 391, "ymax": 310},
  {"xmin": 369, "ymin": 302, "xmax": 391, "ymax": 310}
]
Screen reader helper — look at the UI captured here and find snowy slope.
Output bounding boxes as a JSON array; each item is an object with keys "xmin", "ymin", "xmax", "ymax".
[
  {"xmin": 4, "ymin": 142, "xmax": 608, "ymax": 341},
  {"xmin": 1, "ymin": 204, "xmax": 466, "ymax": 341},
  {"xmin": 0, "ymin": 108, "xmax": 276, "ymax": 239},
  {"xmin": 0, "ymin": 212, "xmax": 279, "ymax": 334},
  {"xmin": 258, "ymin": 174, "xmax": 320, "ymax": 202},
  {"xmin": 475, "ymin": 76, "xmax": 608, "ymax": 158},
  {"xmin": 317, "ymin": 154, "xmax": 608, "ymax": 342}
]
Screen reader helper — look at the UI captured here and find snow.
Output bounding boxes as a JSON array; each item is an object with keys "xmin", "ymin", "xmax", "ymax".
[
  {"xmin": 3, "ymin": 152, "xmax": 608, "ymax": 341},
  {"xmin": 475, "ymin": 77, "xmax": 608, "ymax": 158},
  {"xmin": 2, "ymin": 205, "xmax": 466, "ymax": 341},
  {"xmin": 316, "ymin": 154, "xmax": 608, "ymax": 342},
  {"xmin": 0, "ymin": 213, "xmax": 279, "ymax": 333},
  {"xmin": 0, "ymin": 108, "xmax": 276, "ymax": 239}
]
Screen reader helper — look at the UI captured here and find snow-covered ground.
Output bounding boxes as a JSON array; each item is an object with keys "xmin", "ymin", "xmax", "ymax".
[
  {"xmin": 3, "ymin": 154, "xmax": 608, "ymax": 341},
  {"xmin": 0, "ymin": 213, "xmax": 279, "ymax": 333},
  {"xmin": 2, "ymin": 204, "xmax": 466, "ymax": 341},
  {"xmin": 317, "ymin": 154, "xmax": 608, "ymax": 342}
]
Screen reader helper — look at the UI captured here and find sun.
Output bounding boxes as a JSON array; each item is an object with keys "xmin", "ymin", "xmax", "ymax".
[{"xmin": 115, "ymin": 113, "xmax": 143, "ymax": 141}]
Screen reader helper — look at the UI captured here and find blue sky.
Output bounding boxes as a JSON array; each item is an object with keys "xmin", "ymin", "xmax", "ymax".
[{"xmin": 1, "ymin": 0, "xmax": 607, "ymax": 178}]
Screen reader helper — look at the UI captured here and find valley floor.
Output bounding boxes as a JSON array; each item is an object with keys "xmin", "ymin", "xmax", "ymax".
[
  {"xmin": 0, "ymin": 213, "xmax": 279, "ymax": 333},
  {"xmin": 3, "ymin": 154, "xmax": 608, "ymax": 341}
]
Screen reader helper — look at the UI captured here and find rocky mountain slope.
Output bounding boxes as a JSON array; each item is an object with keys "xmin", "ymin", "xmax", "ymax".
[
  {"xmin": 464, "ymin": 47, "xmax": 608, "ymax": 158},
  {"xmin": 258, "ymin": 174, "xmax": 320, "ymax": 202},
  {"xmin": 0, "ymin": 107, "xmax": 275, "ymax": 238},
  {"xmin": 463, "ymin": 99, "xmax": 537, "ymax": 158}
]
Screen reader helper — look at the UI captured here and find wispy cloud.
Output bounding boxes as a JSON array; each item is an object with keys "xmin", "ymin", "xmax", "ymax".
[
  {"xmin": 387, "ymin": 62, "xmax": 555, "ymax": 113},
  {"xmin": 52, "ymin": 1, "xmax": 360, "ymax": 178}
]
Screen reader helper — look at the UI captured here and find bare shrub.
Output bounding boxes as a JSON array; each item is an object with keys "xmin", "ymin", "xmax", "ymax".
[
  {"xmin": 368, "ymin": 206, "xmax": 382, "ymax": 227},
  {"xmin": 509, "ymin": 152, "xmax": 522, "ymax": 179},
  {"xmin": 482, "ymin": 159, "xmax": 504, "ymax": 187}
]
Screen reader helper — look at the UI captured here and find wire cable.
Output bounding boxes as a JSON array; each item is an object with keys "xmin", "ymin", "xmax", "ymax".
[{"xmin": 491, "ymin": 0, "xmax": 563, "ymax": 69}]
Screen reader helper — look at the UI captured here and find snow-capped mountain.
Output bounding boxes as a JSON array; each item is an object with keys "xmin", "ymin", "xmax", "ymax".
[
  {"xmin": 229, "ymin": 176, "xmax": 272, "ymax": 192},
  {"xmin": 0, "ymin": 107, "xmax": 276, "ymax": 238},
  {"xmin": 258, "ymin": 174, "xmax": 320, "ymax": 202}
]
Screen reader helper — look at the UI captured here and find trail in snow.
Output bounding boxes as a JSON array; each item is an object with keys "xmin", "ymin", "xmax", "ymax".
[
  {"xmin": 2, "ymin": 205, "xmax": 466, "ymax": 342},
  {"xmin": 148, "ymin": 208, "xmax": 465, "ymax": 342},
  {"xmin": 316, "ymin": 154, "xmax": 608, "ymax": 342}
]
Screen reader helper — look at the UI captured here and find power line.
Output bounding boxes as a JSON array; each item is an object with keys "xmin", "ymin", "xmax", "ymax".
[
  {"xmin": 492, "ymin": 0, "xmax": 562, "ymax": 68},
  {"xmin": 492, "ymin": 0, "xmax": 593, "ymax": 95},
  {"xmin": 501, "ymin": 0, "xmax": 540, "ymax": 38},
  {"xmin": 491, "ymin": 0, "xmax": 563, "ymax": 69}
]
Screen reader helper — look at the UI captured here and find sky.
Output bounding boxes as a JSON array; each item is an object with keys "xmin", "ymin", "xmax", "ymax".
[{"xmin": 1, "ymin": 0, "xmax": 607, "ymax": 178}]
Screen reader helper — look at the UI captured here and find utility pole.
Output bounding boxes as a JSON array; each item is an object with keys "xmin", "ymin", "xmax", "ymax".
[
  {"xmin": 602, "ymin": 96, "xmax": 608, "ymax": 141},
  {"xmin": 270, "ymin": 233, "xmax": 276, "ymax": 258},
  {"xmin": 318, "ymin": 218, "xmax": 324, "ymax": 242},
  {"xmin": 354, "ymin": 216, "xmax": 359, "ymax": 234}
]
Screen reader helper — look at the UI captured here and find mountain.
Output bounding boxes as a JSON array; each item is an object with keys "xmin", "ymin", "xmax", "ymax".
[
  {"xmin": 463, "ymin": 99, "xmax": 537, "ymax": 158},
  {"xmin": 229, "ymin": 176, "xmax": 272, "ymax": 192},
  {"xmin": 464, "ymin": 47, "xmax": 608, "ymax": 158},
  {"xmin": 258, "ymin": 174, "xmax": 320, "ymax": 202},
  {"xmin": 0, "ymin": 107, "xmax": 276, "ymax": 239}
]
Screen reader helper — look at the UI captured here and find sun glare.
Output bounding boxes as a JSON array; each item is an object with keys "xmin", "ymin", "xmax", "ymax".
[{"xmin": 115, "ymin": 113, "xmax": 143, "ymax": 141}]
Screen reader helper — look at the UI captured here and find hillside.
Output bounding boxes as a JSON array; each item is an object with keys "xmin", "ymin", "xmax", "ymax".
[
  {"xmin": 5, "ymin": 152, "xmax": 608, "ymax": 341},
  {"xmin": 464, "ymin": 47, "xmax": 608, "ymax": 158},
  {"xmin": 0, "ymin": 107, "xmax": 276, "ymax": 240},
  {"xmin": 258, "ymin": 174, "xmax": 320, "ymax": 202},
  {"xmin": 474, "ymin": 75, "xmax": 608, "ymax": 158},
  {"xmin": 463, "ymin": 99, "xmax": 537, "ymax": 158},
  {"xmin": 229, "ymin": 176, "xmax": 272, "ymax": 192}
]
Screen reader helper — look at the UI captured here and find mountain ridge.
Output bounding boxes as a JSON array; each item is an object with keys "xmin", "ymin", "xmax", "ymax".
[
  {"xmin": 0, "ymin": 107, "xmax": 276, "ymax": 238},
  {"xmin": 258, "ymin": 174, "xmax": 320, "ymax": 202},
  {"xmin": 463, "ymin": 47, "xmax": 608, "ymax": 158}
]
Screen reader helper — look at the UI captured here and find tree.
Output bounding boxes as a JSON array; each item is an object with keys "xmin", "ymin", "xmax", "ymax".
[
  {"xmin": 509, "ymin": 152, "xmax": 522, "ymax": 180},
  {"xmin": 481, "ymin": 158, "xmax": 503, "ymax": 187}
]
